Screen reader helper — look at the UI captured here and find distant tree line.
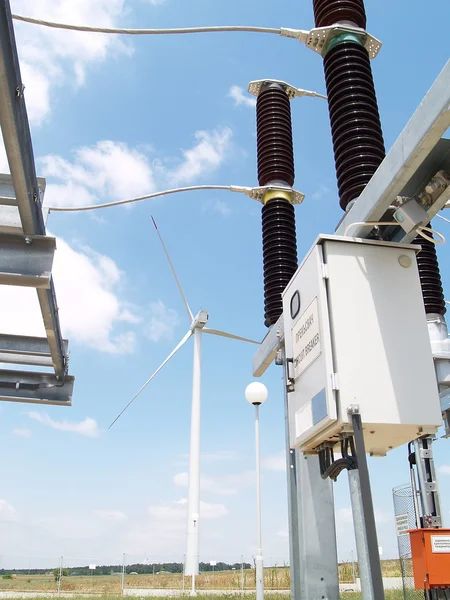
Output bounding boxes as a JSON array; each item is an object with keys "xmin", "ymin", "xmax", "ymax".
[{"xmin": 0, "ymin": 562, "xmax": 252, "ymax": 577}]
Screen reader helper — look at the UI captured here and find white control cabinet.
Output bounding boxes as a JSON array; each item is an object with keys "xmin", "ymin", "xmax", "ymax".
[{"xmin": 282, "ymin": 235, "xmax": 441, "ymax": 455}]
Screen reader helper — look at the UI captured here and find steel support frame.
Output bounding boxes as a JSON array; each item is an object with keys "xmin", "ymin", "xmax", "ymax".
[
  {"xmin": 252, "ymin": 58, "xmax": 450, "ymax": 600},
  {"xmin": 0, "ymin": 333, "xmax": 69, "ymax": 367},
  {"xmin": 335, "ymin": 59, "xmax": 450, "ymax": 242},
  {"xmin": 0, "ymin": 0, "xmax": 67, "ymax": 381},
  {"xmin": 280, "ymin": 349, "xmax": 339, "ymax": 600},
  {"xmin": 413, "ymin": 436, "xmax": 442, "ymax": 528},
  {"xmin": 0, "ymin": 369, "xmax": 74, "ymax": 405},
  {"xmin": 348, "ymin": 413, "xmax": 385, "ymax": 600}
]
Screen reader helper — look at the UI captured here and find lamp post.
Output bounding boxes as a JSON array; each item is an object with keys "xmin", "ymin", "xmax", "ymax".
[{"xmin": 245, "ymin": 381, "xmax": 268, "ymax": 600}]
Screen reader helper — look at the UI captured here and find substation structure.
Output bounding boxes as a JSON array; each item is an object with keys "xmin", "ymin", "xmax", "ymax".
[
  {"xmin": 251, "ymin": 1, "xmax": 450, "ymax": 599},
  {"xmin": 0, "ymin": 1, "xmax": 74, "ymax": 405}
]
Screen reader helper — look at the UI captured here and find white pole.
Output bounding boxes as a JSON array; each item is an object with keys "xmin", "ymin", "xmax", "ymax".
[
  {"xmin": 57, "ymin": 556, "xmax": 63, "ymax": 596},
  {"xmin": 185, "ymin": 327, "xmax": 202, "ymax": 596},
  {"xmin": 121, "ymin": 553, "xmax": 126, "ymax": 596},
  {"xmin": 254, "ymin": 404, "xmax": 264, "ymax": 600}
]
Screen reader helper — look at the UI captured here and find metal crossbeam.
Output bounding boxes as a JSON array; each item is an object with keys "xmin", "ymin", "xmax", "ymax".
[
  {"xmin": 0, "ymin": 233, "xmax": 55, "ymax": 287},
  {"xmin": 0, "ymin": 333, "xmax": 68, "ymax": 367},
  {"xmin": 0, "ymin": 0, "xmax": 67, "ymax": 380},
  {"xmin": 336, "ymin": 59, "xmax": 450, "ymax": 241},
  {"xmin": 0, "ymin": 369, "xmax": 73, "ymax": 405}
]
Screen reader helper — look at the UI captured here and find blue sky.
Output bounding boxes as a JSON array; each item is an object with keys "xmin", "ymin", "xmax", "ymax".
[{"xmin": 0, "ymin": 0, "xmax": 449, "ymax": 570}]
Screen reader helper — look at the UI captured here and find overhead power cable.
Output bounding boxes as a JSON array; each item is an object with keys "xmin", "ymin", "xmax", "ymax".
[
  {"xmin": 47, "ymin": 183, "xmax": 303, "ymax": 212},
  {"xmin": 12, "ymin": 14, "xmax": 305, "ymax": 40}
]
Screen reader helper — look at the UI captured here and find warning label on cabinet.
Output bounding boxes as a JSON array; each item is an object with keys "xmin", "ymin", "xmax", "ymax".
[
  {"xmin": 431, "ymin": 535, "xmax": 450, "ymax": 553},
  {"xmin": 292, "ymin": 297, "xmax": 321, "ymax": 379},
  {"xmin": 395, "ymin": 514, "xmax": 409, "ymax": 537}
]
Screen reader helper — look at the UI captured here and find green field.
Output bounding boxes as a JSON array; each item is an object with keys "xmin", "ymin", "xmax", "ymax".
[{"xmin": 0, "ymin": 561, "xmax": 403, "ymax": 594}]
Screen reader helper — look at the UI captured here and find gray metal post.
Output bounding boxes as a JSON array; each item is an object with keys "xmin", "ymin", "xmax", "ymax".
[
  {"xmin": 281, "ymin": 352, "xmax": 301, "ymax": 599},
  {"xmin": 413, "ymin": 436, "xmax": 442, "ymax": 527},
  {"xmin": 281, "ymin": 350, "xmax": 339, "ymax": 600},
  {"xmin": 349, "ymin": 412, "xmax": 385, "ymax": 600}
]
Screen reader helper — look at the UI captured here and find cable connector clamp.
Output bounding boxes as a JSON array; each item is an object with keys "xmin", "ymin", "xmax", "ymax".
[
  {"xmin": 305, "ymin": 24, "xmax": 382, "ymax": 59},
  {"xmin": 230, "ymin": 185, "xmax": 304, "ymax": 205},
  {"xmin": 248, "ymin": 79, "xmax": 326, "ymax": 100}
]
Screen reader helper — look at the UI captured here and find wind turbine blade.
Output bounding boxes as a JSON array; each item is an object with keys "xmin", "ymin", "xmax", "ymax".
[
  {"xmin": 203, "ymin": 328, "xmax": 260, "ymax": 345},
  {"xmin": 108, "ymin": 330, "xmax": 193, "ymax": 429},
  {"xmin": 151, "ymin": 216, "xmax": 194, "ymax": 323}
]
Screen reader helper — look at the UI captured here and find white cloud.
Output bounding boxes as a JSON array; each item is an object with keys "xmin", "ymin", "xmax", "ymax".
[
  {"xmin": 438, "ymin": 465, "xmax": 450, "ymax": 475},
  {"xmin": 28, "ymin": 412, "xmax": 101, "ymax": 438},
  {"xmin": 0, "ymin": 236, "xmax": 138, "ymax": 354},
  {"xmin": 0, "ymin": 499, "xmax": 19, "ymax": 522},
  {"xmin": 12, "ymin": 0, "xmax": 131, "ymax": 125},
  {"xmin": 276, "ymin": 530, "xmax": 288, "ymax": 539},
  {"xmin": 0, "ymin": 142, "xmax": 8, "ymax": 172},
  {"xmin": 41, "ymin": 129, "xmax": 233, "ymax": 210},
  {"xmin": 262, "ymin": 451, "xmax": 286, "ymax": 472},
  {"xmin": 173, "ymin": 470, "xmax": 254, "ymax": 496},
  {"xmin": 203, "ymin": 199, "xmax": 232, "ymax": 217},
  {"xmin": 12, "ymin": 427, "xmax": 32, "ymax": 438},
  {"xmin": 41, "ymin": 141, "xmax": 156, "ymax": 208},
  {"xmin": 168, "ymin": 128, "xmax": 233, "ymax": 185},
  {"xmin": 228, "ymin": 85, "xmax": 257, "ymax": 108},
  {"xmin": 145, "ymin": 300, "xmax": 180, "ymax": 342},
  {"xmin": 94, "ymin": 509, "xmax": 127, "ymax": 521}
]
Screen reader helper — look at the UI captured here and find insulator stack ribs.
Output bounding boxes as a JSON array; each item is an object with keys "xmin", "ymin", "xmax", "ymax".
[
  {"xmin": 412, "ymin": 234, "xmax": 446, "ymax": 316},
  {"xmin": 257, "ymin": 86, "xmax": 295, "ymax": 187},
  {"xmin": 313, "ymin": 0, "xmax": 367, "ymax": 28},
  {"xmin": 256, "ymin": 84, "xmax": 297, "ymax": 327},
  {"xmin": 323, "ymin": 41, "xmax": 386, "ymax": 210}
]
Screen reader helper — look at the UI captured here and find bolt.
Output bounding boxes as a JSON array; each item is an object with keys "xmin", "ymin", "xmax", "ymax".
[{"xmin": 24, "ymin": 237, "xmax": 31, "ymax": 245}]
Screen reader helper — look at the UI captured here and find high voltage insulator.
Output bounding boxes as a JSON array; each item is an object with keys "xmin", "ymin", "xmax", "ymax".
[
  {"xmin": 412, "ymin": 235, "xmax": 446, "ymax": 316},
  {"xmin": 313, "ymin": 0, "xmax": 445, "ymax": 317},
  {"xmin": 313, "ymin": 0, "xmax": 367, "ymax": 29},
  {"xmin": 324, "ymin": 40, "xmax": 385, "ymax": 210},
  {"xmin": 257, "ymin": 85, "xmax": 295, "ymax": 186},
  {"xmin": 255, "ymin": 82, "xmax": 298, "ymax": 327}
]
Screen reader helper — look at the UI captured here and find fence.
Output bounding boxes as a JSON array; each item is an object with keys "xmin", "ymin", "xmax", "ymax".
[
  {"xmin": 0, "ymin": 553, "xmax": 404, "ymax": 594},
  {"xmin": 392, "ymin": 482, "xmax": 423, "ymax": 600}
]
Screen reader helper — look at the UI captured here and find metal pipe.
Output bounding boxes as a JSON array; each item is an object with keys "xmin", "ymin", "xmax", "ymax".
[
  {"xmin": 254, "ymin": 403, "xmax": 264, "ymax": 600},
  {"xmin": 350, "ymin": 413, "xmax": 385, "ymax": 600},
  {"xmin": 185, "ymin": 327, "xmax": 202, "ymax": 593}
]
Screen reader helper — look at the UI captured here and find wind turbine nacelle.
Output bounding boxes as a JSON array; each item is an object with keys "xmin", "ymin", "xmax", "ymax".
[{"xmin": 191, "ymin": 310, "xmax": 208, "ymax": 330}]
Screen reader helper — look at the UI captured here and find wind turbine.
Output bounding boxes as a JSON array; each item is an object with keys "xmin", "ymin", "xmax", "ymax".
[{"xmin": 109, "ymin": 217, "xmax": 260, "ymax": 594}]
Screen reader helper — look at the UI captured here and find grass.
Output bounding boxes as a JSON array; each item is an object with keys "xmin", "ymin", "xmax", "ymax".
[
  {"xmin": 0, "ymin": 561, "xmax": 404, "ymax": 594},
  {"xmin": 0, "ymin": 593, "xmax": 410, "ymax": 600}
]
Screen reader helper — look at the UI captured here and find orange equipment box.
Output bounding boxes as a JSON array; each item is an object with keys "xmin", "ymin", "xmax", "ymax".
[{"xmin": 409, "ymin": 528, "xmax": 450, "ymax": 589}]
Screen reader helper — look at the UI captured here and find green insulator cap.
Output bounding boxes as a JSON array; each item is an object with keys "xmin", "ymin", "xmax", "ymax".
[{"xmin": 324, "ymin": 32, "xmax": 364, "ymax": 56}]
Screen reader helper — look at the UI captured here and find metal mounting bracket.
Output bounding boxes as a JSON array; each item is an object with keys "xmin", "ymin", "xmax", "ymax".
[{"xmin": 304, "ymin": 25, "xmax": 382, "ymax": 59}]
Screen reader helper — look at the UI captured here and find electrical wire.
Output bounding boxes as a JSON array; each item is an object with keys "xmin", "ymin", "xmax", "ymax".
[
  {"xmin": 344, "ymin": 221, "xmax": 446, "ymax": 245},
  {"xmin": 12, "ymin": 14, "xmax": 303, "ymax": 39},
  {"xmin": 47, "ymin": 185, "xmax": 244, "ymax": 212},
  {"xmin": 343, "ymin": 221, "xmax": 397, "ymax": 236},
  {"xmin": 437, "ymin": 213, "xmax": 450, "ymax": 225},
  {"xmin": 414, "ymin": 226, "xmax": 446, "ymax": 245}
]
